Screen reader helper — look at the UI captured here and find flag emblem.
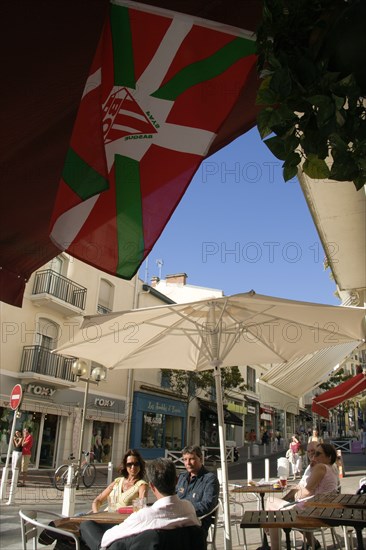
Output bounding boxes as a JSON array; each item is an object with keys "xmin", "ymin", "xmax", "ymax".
[{"xmin": 103, "ymin": 87, "xmax": 157, "ymax": 142}]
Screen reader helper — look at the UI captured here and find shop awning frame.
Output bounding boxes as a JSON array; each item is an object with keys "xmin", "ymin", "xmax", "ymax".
[
  {"xmin": 199, "ymin": 399, "xmax": 243, "ymax": 427},
  {"xmin": 312, "ymin": 372, "xmax": 366, "ymax": 419}
]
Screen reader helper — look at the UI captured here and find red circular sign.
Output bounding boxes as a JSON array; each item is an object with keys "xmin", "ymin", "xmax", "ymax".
[{"xmin": 10, "ymin": 384, "xmax": 22, "ymax": 410}]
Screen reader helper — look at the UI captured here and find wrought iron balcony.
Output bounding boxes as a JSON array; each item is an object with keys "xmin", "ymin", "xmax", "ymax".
[
  {"xmin": 97, "ymin": 304, "xmax": 112, "ymax": 314},
  {"xmin": 31, "ymin": 269, "xmax": 87, "ymax": 313},
  {"xmin": 20, "ymin": 345, "xmax": 77, "ymax": 383}
]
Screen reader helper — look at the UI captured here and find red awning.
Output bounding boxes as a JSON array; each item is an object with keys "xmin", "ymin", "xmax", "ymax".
[{"xmin": 312, "ymin": 373, "xmax": 366, "ymax": 419}]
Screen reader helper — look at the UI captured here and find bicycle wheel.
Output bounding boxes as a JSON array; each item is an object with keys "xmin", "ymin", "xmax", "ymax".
[
  {"xmin": 54, "ymin": 464, "xmax": 69, "ymax": 491},
  {"xmin": 82, "ymin": 463, "xmax": 96, "ymax": 488}
]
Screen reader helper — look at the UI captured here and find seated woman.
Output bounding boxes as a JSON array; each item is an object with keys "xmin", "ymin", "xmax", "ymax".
[
  {"xmin": 92, "ymin": 449, "xmax": 148, "ymax": 513},
  {"xmin": 267, "ymin": 443, "xmax": 338, "ymax": 550}
]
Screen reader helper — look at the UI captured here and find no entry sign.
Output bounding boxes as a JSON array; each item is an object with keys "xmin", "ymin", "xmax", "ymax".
[{"xmin": 10, "ymin": 384, "xmax": 22, "ymax": 410}]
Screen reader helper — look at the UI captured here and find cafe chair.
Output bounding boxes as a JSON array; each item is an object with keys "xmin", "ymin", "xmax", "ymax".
[
  {"xmin": 216, "ymin": 469, "xmax": 247, "ymax": 546},
  {"xmin": 107, "ymin": 525, "xmax": 207, "ymax": 550},
  {"xmin": 291, "ymin": 526, "xmax": 342, "ymax": 550},
  {"xmin": 199, "ymin": 501, "xmax": 221, "ymax": 549},
  {"xmin": 19, "ymin": 509, "xmax": 81, "ymax": 550}
]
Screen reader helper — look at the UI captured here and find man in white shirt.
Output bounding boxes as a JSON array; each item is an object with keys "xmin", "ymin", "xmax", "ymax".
[{"xmin": 80, "ymin": 458, "xmax": 200, "ymax": 550}]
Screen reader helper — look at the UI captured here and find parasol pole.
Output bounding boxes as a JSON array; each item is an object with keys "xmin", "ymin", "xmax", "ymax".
[{"xmin": 209, "ymin": 302, "xmax": 232, "ymax": 550}]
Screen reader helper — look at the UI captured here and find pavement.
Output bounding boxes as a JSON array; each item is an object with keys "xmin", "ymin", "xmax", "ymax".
[{"xmin": 0, "ymin": 451, "xmax": 365, "ymax": 549}]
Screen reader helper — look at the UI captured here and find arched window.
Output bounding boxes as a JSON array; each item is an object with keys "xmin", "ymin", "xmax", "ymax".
[
  {"xmin": 35, "ymin": 318, "xmax": 59, "ymax": 350},
  {"xmin": 97, "ymin": 279, "xmax": 114, "ymax": 314}
]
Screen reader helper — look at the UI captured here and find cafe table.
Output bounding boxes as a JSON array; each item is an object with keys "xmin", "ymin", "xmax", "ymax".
[
  {"xmin": 300, "ymin": 496, "xmax": 366, "ymax": 550},
  {"xmin": 51, "ymin": 510, "xmax": 131, "ymax": 538},
  {"xmin": 232, "ymin": 484, "xmax": 285, "ymax": 548},
  {"xmin": 240, "ymin": 509, "xmax": 328, "ymax": 550}
]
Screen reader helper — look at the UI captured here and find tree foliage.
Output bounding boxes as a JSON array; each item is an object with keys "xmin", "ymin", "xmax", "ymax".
[
  {"xmin": 161, "ymin": 366, "xmax": 246, "ymax": 404},
  {"xmin": 256, "ymin": 0, "xmax": 366, "ymax": 190}
]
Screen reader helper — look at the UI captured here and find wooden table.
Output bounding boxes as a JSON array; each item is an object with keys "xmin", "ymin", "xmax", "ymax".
[
  {"xmin": 53, "ymin": 511, "xmax": 130, "ymax": 537},
  {"xmin": 299, "ymin": 505, "xmax": 366, "ymax": 550},
  {"xmin": 308, "ymin": 493, "xmax": 366, "ymax": 509},
  {"xmin": 232, "ymin": 485, "xmax": 284, "ymax": 547},
  {"xmin": 240, "ymin": 509, "xmax": 327, "ymax": 550}
]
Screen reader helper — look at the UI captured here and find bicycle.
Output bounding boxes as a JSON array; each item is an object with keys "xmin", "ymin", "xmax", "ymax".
[{"xmin": 53, "ymin": 451, "xmax": 96, "ymax": 491}]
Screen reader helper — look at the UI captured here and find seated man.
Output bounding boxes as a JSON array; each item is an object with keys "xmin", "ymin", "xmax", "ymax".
[
  {"xmin": 176, "ymin": 445, "xmax": 220, "ymax": 534},
  {"xmin": 80, "ymin": 458, "xmax": 201, "ymax": 550}
]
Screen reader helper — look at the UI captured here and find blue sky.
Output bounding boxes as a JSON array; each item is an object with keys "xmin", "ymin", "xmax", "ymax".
[{"xmin": 146, "ymin": 126, "xmax": 339, "ymax": 305}]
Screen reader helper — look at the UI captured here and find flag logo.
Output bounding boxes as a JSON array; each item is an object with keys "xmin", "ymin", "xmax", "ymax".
[{"xmin": 103, "ymin": 86, "xmax": 157, "ymax": 142}]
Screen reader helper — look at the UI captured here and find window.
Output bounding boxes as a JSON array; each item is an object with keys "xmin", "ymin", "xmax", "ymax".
[
  {"xmin": 141, "ymin": 413, "xmax": 164, "ymax": 448},
  {"xmin": 246, "ymin": 366, "xmax": 256, "ymax": 392},
  {"xmin": 35, "ymin": 318, "xmax": 59, "ymax": 350},
  {"xmin": 98, "ymin": 279, "xmax": 113, "ymax": 313}
]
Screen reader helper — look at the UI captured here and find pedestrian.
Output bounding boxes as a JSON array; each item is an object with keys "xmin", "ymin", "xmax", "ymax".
[
  {"xmin": 288, "ymin": 434, "xmax": 302, "ymax": 480},
  {"xmin": 12, "ymin": 430, "xmax": 23, "ymax": 472},
  {"xmin": 19, "ymin": 427, "xmax": 33, "ymax": 486}
]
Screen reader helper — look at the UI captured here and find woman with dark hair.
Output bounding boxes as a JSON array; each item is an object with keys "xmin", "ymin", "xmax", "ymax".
[
  {"xmin": 267, "ymin": 443, "xmax": 338, "ymax": 550},
  {"xmin": 92, "ymin": 449, "xmax": 148, "ymax": 512}
]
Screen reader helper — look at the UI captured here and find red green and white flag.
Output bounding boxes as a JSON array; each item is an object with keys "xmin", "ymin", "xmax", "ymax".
[{"xmin": 50, "ymin": 0, "xmax": 256, "ymax": 279}]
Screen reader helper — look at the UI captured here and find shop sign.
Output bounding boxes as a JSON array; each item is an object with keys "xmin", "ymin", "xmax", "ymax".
[
  {"xmin": 247, "ymin": 405, "xmax": 256, "ymax": 414},
  {"xmin": 94, "ymin": 398, "xmax": 115, "ymax": 408},
  {"xmin": 146, "ymin": 400, "xmax": 182, "ymax": 415},
  {"xmin": 26, "ymin": 384, "xmax": 56, "ymax": 397}
]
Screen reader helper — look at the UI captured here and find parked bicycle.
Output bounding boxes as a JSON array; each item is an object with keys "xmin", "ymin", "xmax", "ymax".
[{"xmin": 54, "ymin": 451, "xmax": 96, "ymax": 491}]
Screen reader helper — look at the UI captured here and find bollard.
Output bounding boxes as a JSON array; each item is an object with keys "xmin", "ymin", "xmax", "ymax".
[
  {"xmin": 62, "ymin": 465, "xmax": 76, "ymax": 517},
  {"xmin": 265, "ymin": 458, "xmax": 270, "ymax": 482},
  {"xmin": 247, "ymin": 446, "xmax": 251, "ymax": 460},
  {"xmin": 0, "ymin": 466, "xmax": 10, "ymax": 500},
  {"xmin": 6, "ymin": 467, "xmax": 19, "ymax": 505},
  {"xmin": 247, "ymin": 461, "xmax": 252, "ymax": 483},
  {"xmin": 107, "ymin": 462, "xmax": 113, "ymax": 485}
]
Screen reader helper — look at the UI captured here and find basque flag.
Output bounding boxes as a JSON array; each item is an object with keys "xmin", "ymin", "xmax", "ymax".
[{"xmin": 50, "ymin": 0, "xmax": 256, "ymax": 279}]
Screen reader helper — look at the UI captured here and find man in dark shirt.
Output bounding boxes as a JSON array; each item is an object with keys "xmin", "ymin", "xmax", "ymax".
[{"xmin": 176, "ymin": 445, "xmax": 220, "ymax": 534}]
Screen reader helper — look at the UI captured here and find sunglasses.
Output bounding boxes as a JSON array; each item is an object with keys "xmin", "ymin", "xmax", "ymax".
[{"xmin": 126, "ymin": 461, "xmax": 140, "ymax": 467}]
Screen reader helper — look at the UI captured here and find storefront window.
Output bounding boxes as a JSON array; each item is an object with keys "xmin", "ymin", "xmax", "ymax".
[
  {"xmin": 165, "ymin": 415, "xmax": 182, "ymax": 450},
  {"xmin": 141, "ymin": 412, "xmax": 164, "ymax": 448},
  {"xmin": 91, "ymin": 421, "xmax": 114, "ymax": 463}
]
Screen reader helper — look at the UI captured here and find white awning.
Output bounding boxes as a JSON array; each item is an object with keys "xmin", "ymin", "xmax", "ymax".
[{"xmin": 260, "ymin": 341, "xmax": 361, "ymax": 398}]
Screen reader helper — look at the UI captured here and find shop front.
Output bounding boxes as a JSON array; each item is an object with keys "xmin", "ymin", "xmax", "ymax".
[
  {"xmin": 260, "ymin": 405, "xmax": 274, "ymax": 440},
  {"xmin": 0, "ymin": 374, "xmax": 126, "ymax": 469},
  {"xmin": 198, "ymin": 399, "xmax": 243, "ymax": 447},
  {"xmin": 130, "ymin": 391, "xmax": 187, "ymax": 459}
]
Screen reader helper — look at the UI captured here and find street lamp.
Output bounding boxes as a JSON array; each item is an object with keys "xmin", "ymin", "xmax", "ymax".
[{"xmin": 71, "ymin": 359, "xmax": 107, "ymax": 478}]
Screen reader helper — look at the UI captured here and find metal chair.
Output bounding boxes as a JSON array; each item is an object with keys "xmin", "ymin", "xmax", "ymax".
[
  {"xmin": 19, "ymin": 509, "xmax": 80, "ymax": 550},
  {"xmin": 199, "ymin": 501, "xmax": 220, "ymax": 550}
]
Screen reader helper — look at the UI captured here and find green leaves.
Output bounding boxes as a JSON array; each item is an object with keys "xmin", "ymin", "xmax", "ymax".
[{"xmin": 255, "ymin": 0, "xmax": 366, "ymax": 190}]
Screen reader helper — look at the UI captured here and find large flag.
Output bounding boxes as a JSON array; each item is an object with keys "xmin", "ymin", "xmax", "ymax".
[{"xmin": 50, "ymin": 0, "xmax": 256, "ymax": 279}]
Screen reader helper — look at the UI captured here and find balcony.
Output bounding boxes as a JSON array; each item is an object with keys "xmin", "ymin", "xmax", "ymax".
[
  {"xmin": 30, "ymin": 269, "xmax": 87, "ymax": 315},
  {"xmin": 20, "ymin": 345, "xmax": 77, "ymax": 386}
]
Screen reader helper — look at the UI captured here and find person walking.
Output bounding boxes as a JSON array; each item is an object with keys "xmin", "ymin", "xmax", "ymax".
[{"xmin": 288, "ymin": 434, "xmax": 302, "ymax": 480}]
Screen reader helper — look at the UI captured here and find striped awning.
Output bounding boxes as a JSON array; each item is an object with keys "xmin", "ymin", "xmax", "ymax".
[{"xmin": 259, "ymin": 341, "xmax": 361, "ymax": 398}]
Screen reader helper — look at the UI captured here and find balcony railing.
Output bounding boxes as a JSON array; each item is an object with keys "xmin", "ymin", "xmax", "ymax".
[
  {"xmin": 20, "ymin": 346, "xmax": 77, "ymax": 382},
  {"xmin": 97, "ymin": 304, "xmax": 112, "ymax": 314},
  {"xmin": 32, "ymin": 269, "xmax": 87, "ymax": 310}
]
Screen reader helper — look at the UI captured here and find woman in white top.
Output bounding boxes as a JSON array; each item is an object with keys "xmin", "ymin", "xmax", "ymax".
[{"xmin": 92, "ymin": 449, "xmax": 148, "ymax": 512}]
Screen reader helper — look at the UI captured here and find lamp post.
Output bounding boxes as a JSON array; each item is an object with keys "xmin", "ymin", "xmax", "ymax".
[{"xmin": 71, "ymin": 359, "xmax": 106, "ymax": 478}]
